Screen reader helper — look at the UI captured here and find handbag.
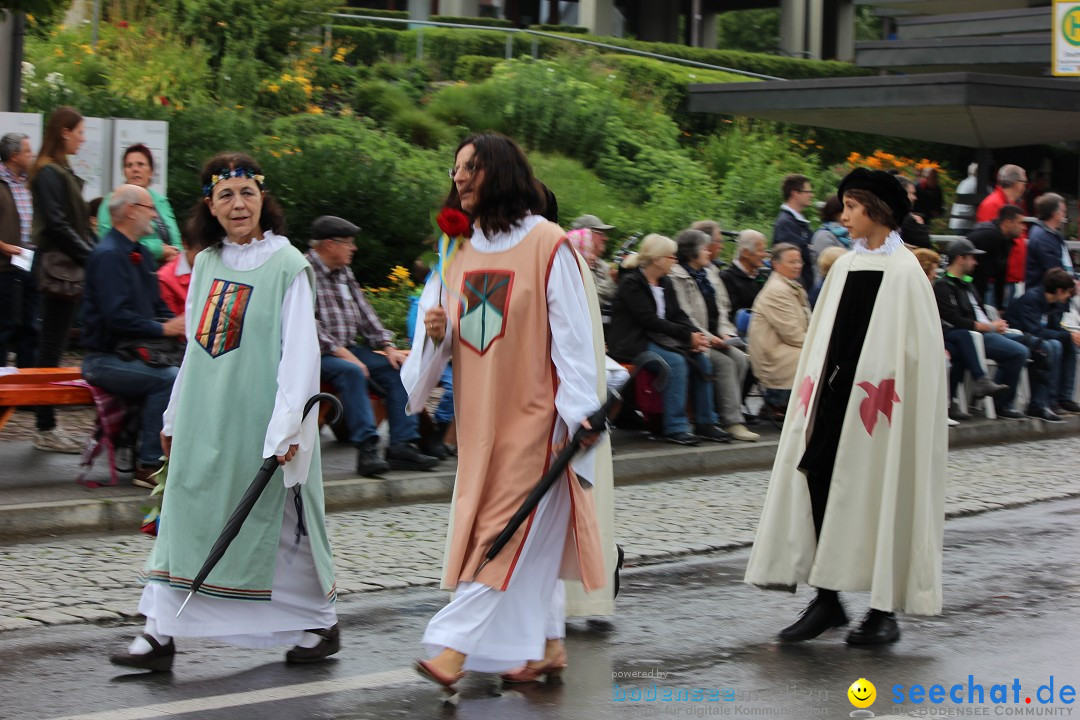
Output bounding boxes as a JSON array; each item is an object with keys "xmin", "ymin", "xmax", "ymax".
[
  {"xmin": 114, "ymin": 336, "xmax": 185, "ymax": 368},
  {"xmin": 39, "ymin": 249, "xmax": 84, "ymax": 300}
]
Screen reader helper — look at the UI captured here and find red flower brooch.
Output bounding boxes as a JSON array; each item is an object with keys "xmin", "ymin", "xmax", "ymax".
[{"xmin": 129, "ymin": 251, "xmax": 142, "ymax": 265}]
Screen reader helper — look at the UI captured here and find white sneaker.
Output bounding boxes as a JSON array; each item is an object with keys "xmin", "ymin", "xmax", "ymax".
[
  {"xmin": 724, "ymin": 423, "xmax": 760, "ymax": 442},
  {"xmin": 946, "ymin": 417, "xmax": 960, "ymax": 427},
  {"xmin": 33, "ymin": 429, "xmax": 84, "ymax": 454}
]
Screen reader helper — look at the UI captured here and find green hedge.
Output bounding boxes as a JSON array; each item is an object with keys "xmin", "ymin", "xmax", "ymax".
[
  {"xmin": 548, "ymin": 32, "xmax": 871, "ymax": 79},
  {"xmin": 397, "ymin": 28, "xmax": 562, "ymax": 76},
  {"xmin": 431, "ymin": 15, "xmax": 514, "ymax": 28},
  {"xmin": 333, "ymin": 7, "xmax": 408, "ymax": 19},
  {"xmin": 329, "ymin": 7, "xmax": 407, "ymax": 29},
  {"xmin": 332, "ymin": 25, "xmax": 402, "ymax": 64},
  {"xmin": 453, "ymin": 54, "xmax": 503, "ymax": 82},
  {"xmin": 529, "ymin": 24, "xmax": 589, "ymax": 34}
]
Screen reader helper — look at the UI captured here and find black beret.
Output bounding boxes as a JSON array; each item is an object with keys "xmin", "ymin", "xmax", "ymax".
[
  {"xmin": 837, "ymin": 168, "xmax": 911, "ymax": 228},
  {"xmin": 311, "ymin": 215, "xmax": 360, "ymax": 240}
]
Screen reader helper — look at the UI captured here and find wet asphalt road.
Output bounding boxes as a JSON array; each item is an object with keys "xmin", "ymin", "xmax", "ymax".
[{"xmin": 2, "ymin": 496, "xmax": 1078, "ymax": 720}]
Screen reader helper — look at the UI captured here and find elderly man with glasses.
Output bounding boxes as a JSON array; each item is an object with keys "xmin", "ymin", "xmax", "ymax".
[{"xmin": 306, "ymin": 215, "xmax": 439, "ymax": 477}]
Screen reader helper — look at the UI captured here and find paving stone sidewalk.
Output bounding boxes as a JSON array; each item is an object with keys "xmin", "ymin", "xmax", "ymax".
[{"xmin": 1, "ymin": 437, "xmax": 1078, "ymax": 632}]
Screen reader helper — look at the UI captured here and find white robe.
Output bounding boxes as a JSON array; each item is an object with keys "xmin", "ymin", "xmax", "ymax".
[
  {"xmin": 143, "ymin": 232, "xmax": 334, "ymax": 647},
  {"xmin": 744, "ymin": 236, "xmax": 948, "ymax": 616}
]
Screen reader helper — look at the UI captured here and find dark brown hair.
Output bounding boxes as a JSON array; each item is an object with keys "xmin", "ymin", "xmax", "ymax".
[
  {"xmin": 997, "ymin": 204, "xmax": 1024, "ymax": 222},
  {"xmin": 31, "ymin": 106, "xmax": 83, "ymax": 178},
  {"xmin": 123, "ymin": 143, "xmax": 154, "ymax": 171},
  {"xmin": 1043, "ymin": 267, "xmax": 1075, "ymax": 294},
  {"xmin": 445, "ymin": 132, "xmax": 546, "ymax": 237},
  {"xmin": 819, "ymin": 194, "xmax": 842, "ymax": 223},
  {"xmin": 843, "ymin": 189, "xmax": 899, "ymax": 230},
  {"xmin": 781, "ymin": 173, "xmax": 810, "ymax": 202},
  {"xmin": 187, "ymin": 152, "xmax": 285, "ymax": 249}
]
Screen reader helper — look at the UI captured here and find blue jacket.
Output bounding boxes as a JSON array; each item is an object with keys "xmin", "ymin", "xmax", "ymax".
[
  {"xmin": 1004, "ymin": 286, "xmax": 1067, "ymax": 340},
  {"xmin": 1025, "ymin": 221, "xmax": 1070, "ymax": 288},
  {"xmin": 772, "ymin": 207, "xmax": 813, "ymax": 289},
  {"xmin": 81, "ymin": 228, "xmax": 172, "ymax": 353}
]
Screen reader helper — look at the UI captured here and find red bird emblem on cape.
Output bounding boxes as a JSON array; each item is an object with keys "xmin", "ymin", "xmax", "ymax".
[
  {"xmin": 857, "ymin": 378, "xmax": 900, "ymax": 436},
  {"xmin": 798, "ymin": 375, "xmax": 815, "ymax": 415}
]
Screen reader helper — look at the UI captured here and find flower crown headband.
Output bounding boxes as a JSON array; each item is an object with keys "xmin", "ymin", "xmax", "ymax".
[{"xmin": 203, "ymin": 167, "xmax": 266, "ymax": 197}]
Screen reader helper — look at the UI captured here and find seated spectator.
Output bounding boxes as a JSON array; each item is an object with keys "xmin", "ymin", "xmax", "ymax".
[
  {"xmin": 571, "ymin": 214, "xmax": 618, "ymax": 306},
  {"xmin": 157, "ymin": 232, "xmax": 202, "ymax": 317},
  {"xmin": 809, "ymin": 195, "xmax": 851, "ymax": 284},
  {"xmin": 912, "ymin": 247, "xmax": 941, "ymax": 283},
  {"xmin": 690, "ymin": 219, "xmax": 729, "ymax": 271},
  {"xmin": 305, "ymin": 215, "xmax": 439, "ymax": 477},
  {"xmin": 1026, "ymin": 193, "xmax": 1074, "ymax": 289},
  {"xmin": 969, "ymin": 205, "xmax": 1025, "ymax": 311},
  {"xmin": 934, "ymin": 238, "xmax": 1031, "ymax": 420},
  {"xmin": 748, "ymin": 243, "xmax": 811, "ymax": 410},
  {"xmin": 809, "ymin": 246, "xmax": 847, "ymax": 308},
  {"xmin": 721, "ymin": 230, "xmax": 769, "ymax": 322},
  {"xmin": 607, "ymin": 233, "xmax": 725, "ymax": 446},
  {"xmin": 1005, "ymin": 268, "xmax": 1080, "ymax": 418},
  {"xmin": 80, "ymin": 185, "xmax": 184, "ymax": 487},
  {"xmin": 896, "ymin": 176, "xmax": 931, "ymax": 249},
  {"xmin": 669, "ymin": 229, "xmax": 758, "ymax": 442}
]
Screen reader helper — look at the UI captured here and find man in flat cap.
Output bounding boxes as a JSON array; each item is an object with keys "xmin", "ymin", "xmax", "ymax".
[
  {"xmin": 572, "ymin": 214, "xmax": 618, "ymax": 305},
  {"xmin": 746, "ymin": 168, "xmax": 947, "ymax": 647},
  {"xmin": 306, "ymin": 216, "xmax": 440, "ymax": 477}
]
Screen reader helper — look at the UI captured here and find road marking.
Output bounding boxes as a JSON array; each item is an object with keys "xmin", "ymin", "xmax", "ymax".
[{"xmin": 46, "ymin": 667, "xmax": 418, "ymax": 720}]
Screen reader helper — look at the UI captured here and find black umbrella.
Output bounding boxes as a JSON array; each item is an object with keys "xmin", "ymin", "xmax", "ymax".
[
  {"xmin": 474, "ymin": 351, "xmax": 670, "ymax": 577},
  {"xmin": 176, "ymin": 392, "xmax": 343, "ymax": 617}
]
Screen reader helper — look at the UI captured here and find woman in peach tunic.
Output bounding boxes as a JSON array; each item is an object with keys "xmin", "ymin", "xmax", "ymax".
[{"xmin": 402, "ymin": 133, "xmax": 607, "ymax": 688}]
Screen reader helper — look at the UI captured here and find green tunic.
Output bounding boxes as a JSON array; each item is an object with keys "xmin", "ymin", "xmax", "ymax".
[{"xmin": 144, "ymin": 243, "xmax": 336, "ymax": 603}]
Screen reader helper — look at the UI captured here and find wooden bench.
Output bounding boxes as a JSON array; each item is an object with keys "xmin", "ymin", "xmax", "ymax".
[{"xmin": 0, "ymin": 368, "xmax": 92, "ymax": 432}]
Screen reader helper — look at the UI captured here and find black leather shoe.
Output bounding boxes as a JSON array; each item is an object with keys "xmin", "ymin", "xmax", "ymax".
[
  {"xmin": 779, "ymin": 592, "xmax": 848, "ymax": 643},
  {"xmin": 109, "ymin": 634, "xmax": 175, "ymax": 672},
  {"xmin": 419, "ymin": 436, "xmax": 449, "ymax": 460},
  {"xmin": 1055, "ymin": 399, "xmax": 1080, "ymax": 414},
  {"xmin": 695, "ymin": 425, "xmax": 732, "ymax": 443},
  {"xmin": 1026, "ymin": 405, "xmax": 1065, "ymax": 423},
  {"xmin": 386, "ymin": 443, "xmax": 440, "ymax": 471},
  {"xmin": 948, "ymin": 402, "xmax": 971, "ymax": 422},
  {"xmin": 846, "ymin": 609, "xmax": 900, "ymax": 646},
  {"xmin": 356, "ymin": 439, "xmax": 389, "ymax": 477},
  {"xmin": 286, "ymin": 624, "xmax": 341, "ymax": 663},
  {"xmin": 995, "ymin": 407, "xmax": 1024, "ymax": 420},
  {"xmin": 664, "ymin": 432, "xmax": 700, "ymax": 446},
  {"xmin": 971, "ymin": 375, "xmax": 1009, "ymax": 401}
]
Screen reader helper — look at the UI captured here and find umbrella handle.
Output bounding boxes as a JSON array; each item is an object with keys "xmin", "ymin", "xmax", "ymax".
[{"xmin": 304, "ymin": 392, "xmax": 343, "ymax": 425}]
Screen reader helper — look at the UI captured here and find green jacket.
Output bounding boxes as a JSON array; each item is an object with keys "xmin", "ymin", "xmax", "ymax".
[{"xmin": 98, "ymin": 187, "xmax": 180, "ymax": 262}]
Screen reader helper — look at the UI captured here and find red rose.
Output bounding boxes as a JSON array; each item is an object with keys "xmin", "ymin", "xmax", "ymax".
[
  {"xmin": 436, "ymin": 207, "xmax": 470, "ymax": 238},
  {"xmin": 118, "ymin": 20, "xmax": 129, "ymax": 28},
  {"xmin": 129, "ymin": 251, "xmax": 142, "ymax": 265}
]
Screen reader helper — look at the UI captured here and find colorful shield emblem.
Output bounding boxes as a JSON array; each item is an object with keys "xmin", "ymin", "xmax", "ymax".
[
  {"xmin": 196, "ymin": 279, "xmax": 253, "ymax": 358},
  {"xmin": 459, "ymin": 270, "xmax": 514, "ymax": 355}
]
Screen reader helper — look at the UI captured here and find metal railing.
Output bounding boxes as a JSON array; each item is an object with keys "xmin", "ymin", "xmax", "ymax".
[{"xmin": 317, "ymin": 12, "xmax": 786, "ymax": 82}]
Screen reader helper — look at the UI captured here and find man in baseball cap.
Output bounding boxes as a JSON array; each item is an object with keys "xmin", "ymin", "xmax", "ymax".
[
  {"xmin": 570, "ymin": 215, "xmax": 617, "ymax": 304},
  {"xmin": 571, "ymin": 214, "xmax": 614, "ymax": 232}
]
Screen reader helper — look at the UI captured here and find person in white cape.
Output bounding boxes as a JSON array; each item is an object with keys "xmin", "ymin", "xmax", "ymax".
[{"xmin": 744, "ymin": 168, "xmax": 947, "ymax": 646}]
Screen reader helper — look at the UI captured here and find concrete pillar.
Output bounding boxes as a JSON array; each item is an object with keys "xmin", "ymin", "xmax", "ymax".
[
  {"xmin": 579, "ymin": 0, "xmax": 615, "ymax": 35},
  {"xmin": 407, "ymin": 0, "xmax": 431, "ymax": 24},
  {"xmin": 780, "ymin": 0, "xmax": 807, "ymax": 58},
  {"xmin": 834, "ymin": 0, "xmax": 855, "ymax": 61},
  {"xmin": 701, "ymin": 11, "xmax": 718, "ymax": 49},
  {"xmin": 690, "ymin": 0, "xmax": 702, "ymax": 47},
  {"xmin": 807, "ymin": 0, "xmax": 824, "ymax": 59}
]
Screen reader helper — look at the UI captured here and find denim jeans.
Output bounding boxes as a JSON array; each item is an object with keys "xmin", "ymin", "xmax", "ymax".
[
  {"xmin": 982, "ymin": 332, "xmax": 1029, "ymax": 410},
  {"xmin": 320, "ymin": 344, "xmax": 419, "ymax": 447},
  {"xmin": 0, "ymin": 269, "xmax": 39, "ymax": 368},
  {"xmin": 645, "ymin": 342, "xmax": 718, "ymax": 435},
  {"xmin": 82, "ymin": 352, "xmax": 179, "ymax": 465},
  {"xmin": 943, "ymin": 328, "xmax": 987, "ymax": 398},
  {"xmin": 1030, "ymin": 335, "xmax": 1076, "ymax": 408},
  {"xmin": 434, "ymin": 365, "xmax": 455, "ymax": 426}
]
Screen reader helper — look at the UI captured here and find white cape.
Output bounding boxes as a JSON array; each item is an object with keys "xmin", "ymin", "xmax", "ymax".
[{"xmin": 744, "ymin": 248, "xmax": 948, "ymax": 616}]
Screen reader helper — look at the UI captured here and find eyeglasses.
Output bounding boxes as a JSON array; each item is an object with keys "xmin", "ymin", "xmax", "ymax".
[
  {"xmin": 328, "ymin": 238, "xmax": 356, "ymax": 247},
  {"xmin": 665, "ymin": 255, "xmax": 678, "ymax": 260},
  {"xmin": 448, "ymin": 163, "xmax": 480, "ymax": 179}
]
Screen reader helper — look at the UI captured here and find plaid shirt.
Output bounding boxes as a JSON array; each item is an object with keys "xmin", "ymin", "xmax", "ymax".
[
  {"xmin": 0, "ymin": 162, "xmax": 32, "ymax": 248},
  {"xmin": 306, "ymin": 250, "xmax": 392, "ymax": 355}
]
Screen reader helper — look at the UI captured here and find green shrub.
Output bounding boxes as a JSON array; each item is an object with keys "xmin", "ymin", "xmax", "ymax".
[
  {"xmin": 332, "ymin": 25, "xmax": 402, "ymax": 64},
  {"xmin": 453, "ymin": 54, "xmax": 503, "ymax": 82},
  {"xmin": 396, "ymin": 28, "xmax": 561, "ymax": 77},
  {"xmin": 332, "ymin": 7, "xmax": 408, "ymax": 19},
  {"xmin": 529, "ymin": 25, "xmax": 589, "ymax": 34},
  {"xmin": 352, "ymin": 79, "xmax": 414, "ymax": 121},
  {"xmin": 389, "ymin": 108, "xmax": 453, "ymax": 149},
  {"xmin": 432, "ymin": 15, "xmax": 514, "ymax": 28},
  {"xmin": 328, "ymin": 7, "xmax": 407, "ymax": 29},
  {"xmin": 598, "ymin": 54, "xmax": 753, "ymax": 115}
]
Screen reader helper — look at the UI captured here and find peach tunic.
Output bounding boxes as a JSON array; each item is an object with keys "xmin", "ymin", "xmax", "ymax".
[{"xmin": 442, "ymin": 221, "xmax": 605, "ymax": 593}]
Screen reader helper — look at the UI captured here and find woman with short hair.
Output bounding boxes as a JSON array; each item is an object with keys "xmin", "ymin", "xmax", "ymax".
[{"xmin": 97, "ymin": 143, "xmax": 181, "ymax": 263}]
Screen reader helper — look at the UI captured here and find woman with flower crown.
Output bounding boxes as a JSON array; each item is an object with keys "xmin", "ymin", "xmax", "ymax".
[
  {"xmin": 402, "ymin": 132, "xmax": 610, "ymax": 693},
  {"xmin": 108, "ymin": 152, "xmax": 340, "ymax": 672}
]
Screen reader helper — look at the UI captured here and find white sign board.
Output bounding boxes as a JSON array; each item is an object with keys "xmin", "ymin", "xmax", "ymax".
[
  {"xmin": 68, "ymin": 116, "xmax": 111, "ymax": 202},
  {"xmin": 111, "ymin": 119, "xmax": 169, "ymax": 196},
  {"xmin": 0, "ymin": 113, "xmax": 44, "ymax": 158},
  {"xmin": 1053, "ymin": 0, "xmax": 1080, "ymax": 76}
]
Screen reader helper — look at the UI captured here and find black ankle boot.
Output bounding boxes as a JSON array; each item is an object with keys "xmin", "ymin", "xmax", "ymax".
[
  {"xmin": 779, "ymin": 590, "xmax": 848, "ymax": 642},
  {"xmin": 846, "ymin": 609, "xmax": 900, "ymax": 646},
  {"xmin": 355, "ymin": 438, "xmax": 389, "ymax": 477}
]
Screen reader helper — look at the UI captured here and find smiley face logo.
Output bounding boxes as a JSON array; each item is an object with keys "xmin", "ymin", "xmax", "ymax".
[{"xmin": 848, "ymin": 678, "xmax": 876, "ymax": 709}]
